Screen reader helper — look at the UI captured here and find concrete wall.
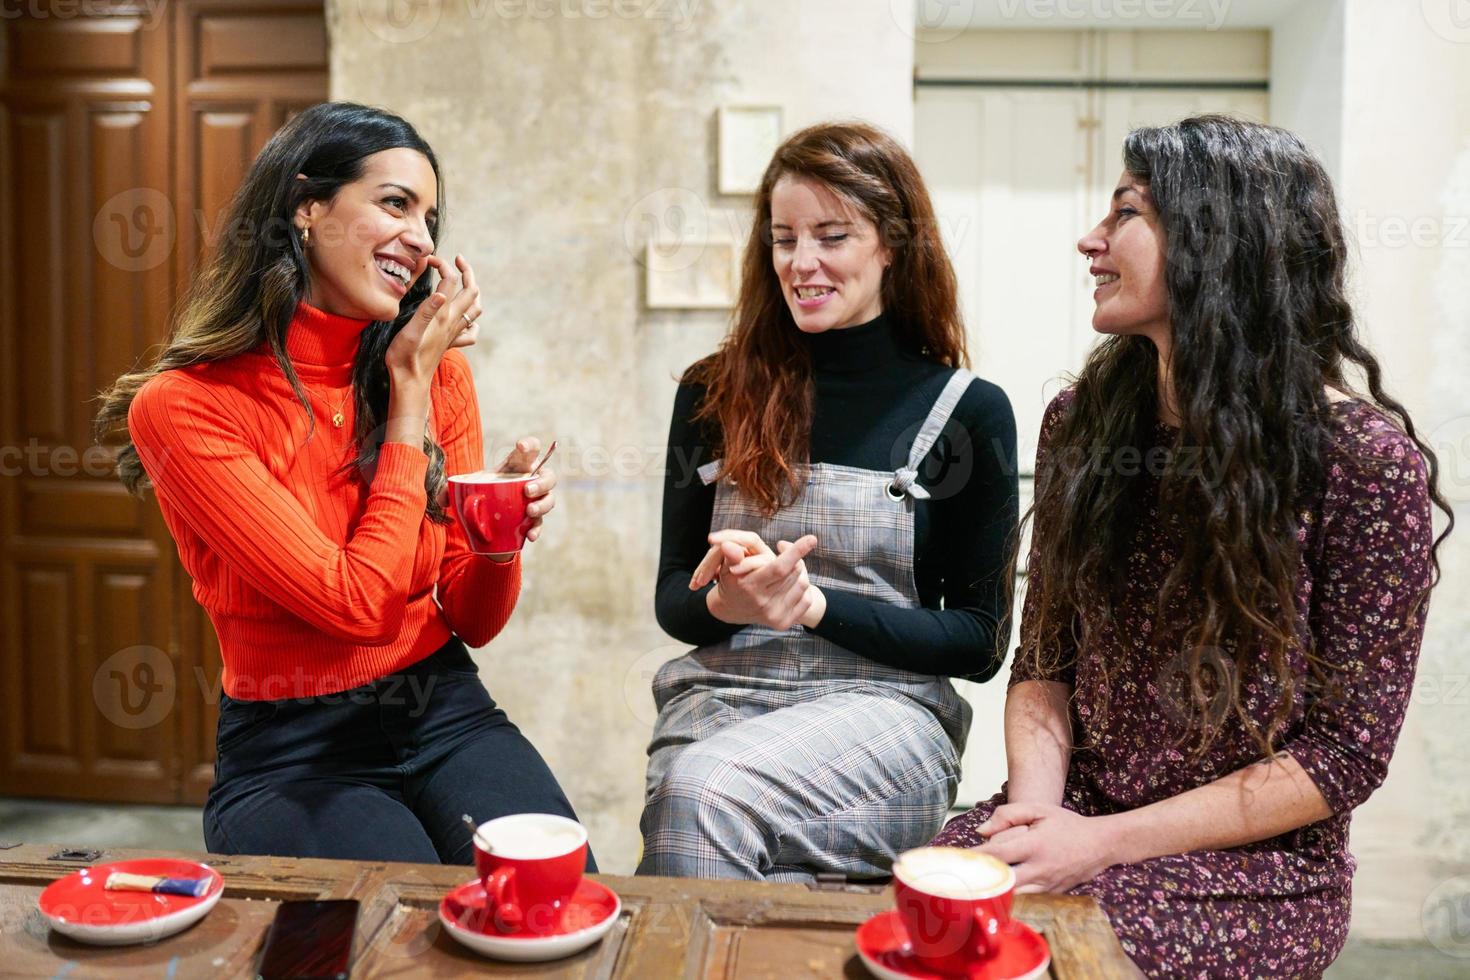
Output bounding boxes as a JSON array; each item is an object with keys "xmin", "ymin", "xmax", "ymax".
[
  {"xmin": 1269, "ymin": 0, "xmax": 1344, "ymax": 179},
  {"xmin": 1331, "ymin": 0, "xmax": 1470, "ymax": 941},
  {"xmin": 329, "ymin": 0, "xmax": 918, "ymax": 872},
  {"xmin": 1275, "ymin": 0, "xmax": 1470, "ymax": 941}
]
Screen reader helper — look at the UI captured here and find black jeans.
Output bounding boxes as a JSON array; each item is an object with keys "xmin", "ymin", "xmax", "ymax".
[{"xmin": 203, "ymin": 636, "xmax": 594, "ymax": 869}]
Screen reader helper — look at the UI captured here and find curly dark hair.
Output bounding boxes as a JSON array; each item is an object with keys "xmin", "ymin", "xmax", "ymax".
[{"xmin": 1020, "ymin": 115, "xmax": 1453, "ymax": 757}]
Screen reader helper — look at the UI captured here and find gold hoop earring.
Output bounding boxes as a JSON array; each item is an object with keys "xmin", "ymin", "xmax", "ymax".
[{"xmin": 302, "ymin": 226, "xmax": 310, "ymax": 246}]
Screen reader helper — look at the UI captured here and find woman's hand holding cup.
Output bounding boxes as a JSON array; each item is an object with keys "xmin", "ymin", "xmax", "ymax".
[
  {"xmin": 385, "ymin": 254, "xmax": 482, "ymax": 385},
  {"xmin": 446, "ymin": 437, "xmax": 555, "ymax": 563},
  {"xmin": 494, "ymin": 438, "xmax": 556, "ymax": 544}
]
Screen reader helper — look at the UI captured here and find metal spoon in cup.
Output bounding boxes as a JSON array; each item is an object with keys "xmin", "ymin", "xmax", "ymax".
[
  {"xmin": 462, "ymin": 813, "xmax": 479, "ymax": 848},
  {"xmin": 528, "ymin": 440, "xmax": 556, "ymax": 478}
]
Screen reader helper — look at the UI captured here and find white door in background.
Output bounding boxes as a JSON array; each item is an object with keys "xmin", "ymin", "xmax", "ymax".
[{"xmin": 914, "ymin": 32, "xmax": 1268, "ymax": 808}]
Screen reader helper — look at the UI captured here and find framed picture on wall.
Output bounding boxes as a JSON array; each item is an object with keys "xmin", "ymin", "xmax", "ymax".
[
  {"xmin": 717, "ymin": 105, "xmax": 783, "ymax": 195},
  {"xmin": 645, "ymin": 240, "xmax": 739, "ymax": 309}
]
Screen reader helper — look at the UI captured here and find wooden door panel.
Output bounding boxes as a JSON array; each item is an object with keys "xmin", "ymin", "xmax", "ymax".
[
  {"xmin": 2, "ymin": 0, "xmax": 324, "ymax": 805},
  {"xmin": 89, "ymin": 565, "xmax": 172, "ymax": 782},
  {"xmin": 15, "ymin": 564, "xmax": 78, "ymax": 762},
  {"xmin": 12, "ymin": 16, "xmax": 151, "ymax": 75},
  {"xmin": 1, "ymin": 2, "xmax": 175, "ymax": 803},
  {"xmin": 197, "ymin": 12, "xmax": 327, "ymax": 71},
  {"xmin": 86, "ymin": 106, "xmax": 169, "ymax": 421},
  {"xmin": 19, "ymin": 479, "xmax": 147, "ymax": 537},
  {"xmin": 195, "ymin": 108, "xmax": 257, "ymax": 246},
  {"xmin": 12, "ymin": 110, "xmax": 68, "ymax": 443}
]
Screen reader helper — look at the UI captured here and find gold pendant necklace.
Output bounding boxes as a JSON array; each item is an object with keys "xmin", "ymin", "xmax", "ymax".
[{"xmin": 315, "ymin": 388, "xmax": 349, "ymax": 429}]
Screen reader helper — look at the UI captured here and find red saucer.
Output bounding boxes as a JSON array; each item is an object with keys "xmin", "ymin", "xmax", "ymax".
[
  {"xmin": 442, "ymin": 876, "xmax": 617, "ymax": 938},
  {"xmin": 37, "ymin": 858, "xmax": 225, "ymax": 946},
  {"xmin": 856, "ymin": 908, "xmax": 1050, "ymax": 980}
]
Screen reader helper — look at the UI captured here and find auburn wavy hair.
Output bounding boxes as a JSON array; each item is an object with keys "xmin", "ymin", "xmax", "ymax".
[
  {"xmin": 1020, "ymin": 115, "xmax": 1452, "ymax": 757},
  {"xmin": 95, "ymin": 102, "xmax": 454, "ymax": 523},
  {"xmin": 687, "ymin": 122, "xmax": 969, "ymax": 514}
]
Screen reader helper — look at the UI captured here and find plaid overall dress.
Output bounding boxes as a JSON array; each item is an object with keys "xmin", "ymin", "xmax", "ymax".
[{"xmin": 638, "ymin": 370, "xmax": 977, "ymax": 881}]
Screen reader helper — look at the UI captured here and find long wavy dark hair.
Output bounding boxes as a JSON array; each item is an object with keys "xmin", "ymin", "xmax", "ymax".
[
  {"xmin": 688, "ymin": 122, "xmax": 968, "ymax": 514},
  {"xmin": 1021, "ymin": 115, "xmax": 1452, "ymax": 757},
  {"xmin": 95, "ymin": 101, "xmax": 453, "ymax": 522}
]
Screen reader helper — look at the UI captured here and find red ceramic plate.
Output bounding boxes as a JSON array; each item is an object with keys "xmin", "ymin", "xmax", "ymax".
[
  {"xmin": 37, "ymin": 858, "xmax": 225, "ymax": 946},
  {"xmin": 856, "ymin": 908, "xmax": 1050, "ymax": 980}
]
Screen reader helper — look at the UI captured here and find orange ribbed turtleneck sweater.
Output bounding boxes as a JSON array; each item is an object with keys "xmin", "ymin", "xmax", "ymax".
[{"xmin": 128, "ymin": 301, "xmax": 521, "ymax": 698}]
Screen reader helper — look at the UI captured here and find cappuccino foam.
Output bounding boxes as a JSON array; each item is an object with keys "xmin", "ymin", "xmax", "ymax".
[
  {"xmin": 476, "ymin": 818, "xmax": 583, "ymax": 860},
  {"xmin": 449, "ymin": 473, "xmax": 531, "ymax": 485},
  {"xmin": 893, "ymin": 847, "xmax": 1011, "ymax": 899}
]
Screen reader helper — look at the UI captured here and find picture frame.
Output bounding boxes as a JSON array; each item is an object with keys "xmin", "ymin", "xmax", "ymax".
[
  {"xmin": 644, "ymin": 240, "xmax": 739, "ymax": 309},
  {"xmin": 717, "ymin": 105, "xmax": 783, "ymax": 196}
]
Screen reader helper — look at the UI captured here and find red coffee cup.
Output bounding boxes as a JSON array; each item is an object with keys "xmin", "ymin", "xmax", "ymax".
[
  {"xmin": 471, "ymin": 813, "xmax": 588, "ymax": 936},
  {"xmin": 891, "ymin": 846, "xmax": 1017, "ymax": 974},
  {"xmin": 448, "ymin": 473, "xmax": 535, "ymax": 557}
]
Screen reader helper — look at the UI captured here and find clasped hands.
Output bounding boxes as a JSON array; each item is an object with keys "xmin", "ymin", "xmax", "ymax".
[
  {"xmin": 972, "ymin": 803, "xmax": 1125, "ymax": 895},
  {"xmin": 688, "ymin": 530, "xmax": 826, "ymax": 631}
]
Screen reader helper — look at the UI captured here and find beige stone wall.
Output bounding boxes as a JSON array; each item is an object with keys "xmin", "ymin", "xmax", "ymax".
[
  {"xmin": 329, "ymin": 0, "xmax": 919, "ymax": 872},
  {"xmin": 1332, "ymin": 0, "xmax": 1470, "ymax": 941}
]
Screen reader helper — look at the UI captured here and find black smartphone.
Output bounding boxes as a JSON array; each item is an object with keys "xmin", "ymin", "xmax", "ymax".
[{"xmin": 256, "ymin": 899, "xmax": 359, "ymax": 980}]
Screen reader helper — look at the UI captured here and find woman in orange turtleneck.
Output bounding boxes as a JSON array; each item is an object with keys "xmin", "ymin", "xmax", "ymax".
[{"xmin": 96, "ymin": 102, "xmax": 591, "ymax": 867}]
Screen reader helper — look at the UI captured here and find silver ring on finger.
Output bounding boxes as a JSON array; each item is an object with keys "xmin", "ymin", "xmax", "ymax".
[{"xmin": 461, "ymin": 312, "xmax": 476, "ymax": 328}]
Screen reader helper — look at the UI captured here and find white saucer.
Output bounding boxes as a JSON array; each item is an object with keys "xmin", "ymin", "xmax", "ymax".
[{"xmin": 438, "ymin": 878, "xmax": 621, "ymax": 963}]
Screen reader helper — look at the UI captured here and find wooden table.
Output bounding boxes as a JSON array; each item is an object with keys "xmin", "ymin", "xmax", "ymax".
[{"xmin": 0, "ymin": 843, "xmax": 1137, "ymax": 977}]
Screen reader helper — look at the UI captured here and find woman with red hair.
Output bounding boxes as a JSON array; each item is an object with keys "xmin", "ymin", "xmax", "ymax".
[{"xmin": 639, "ymin": 122, "xmax": 1019, "ymax": 881}]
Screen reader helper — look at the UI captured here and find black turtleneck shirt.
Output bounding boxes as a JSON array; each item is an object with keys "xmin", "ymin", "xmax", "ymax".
[{"xmin": 654, "ymin": 314, "xmax": 1019, "ymax": 682}]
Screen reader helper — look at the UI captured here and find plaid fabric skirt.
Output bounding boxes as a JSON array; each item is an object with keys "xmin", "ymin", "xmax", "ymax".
[{"xmin": 638, "ymin": 370, "xmax": 978, "ymax": 881}]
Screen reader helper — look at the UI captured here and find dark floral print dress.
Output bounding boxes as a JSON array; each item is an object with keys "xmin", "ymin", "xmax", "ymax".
[{"xmin": 933, "ymin": 392, "xmax": 1436, "ymax": 979}]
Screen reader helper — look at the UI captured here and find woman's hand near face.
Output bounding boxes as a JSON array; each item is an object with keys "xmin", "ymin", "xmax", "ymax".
[
  {"xmin": 383, "ymin": 254, "xmax": 481, "ymax": 445},
  {"xmin": 692, "ymin": 530, "xmax": 821, "ymax": 631},
  {"xmin": 385, "ymin": 254, "xmax": 482, "ymax": 387}
]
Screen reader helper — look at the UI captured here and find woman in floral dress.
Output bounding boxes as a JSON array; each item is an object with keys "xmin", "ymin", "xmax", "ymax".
[{"xmin": 932, "ymin": 116, "xmax": 1451, "ymax": 978}]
